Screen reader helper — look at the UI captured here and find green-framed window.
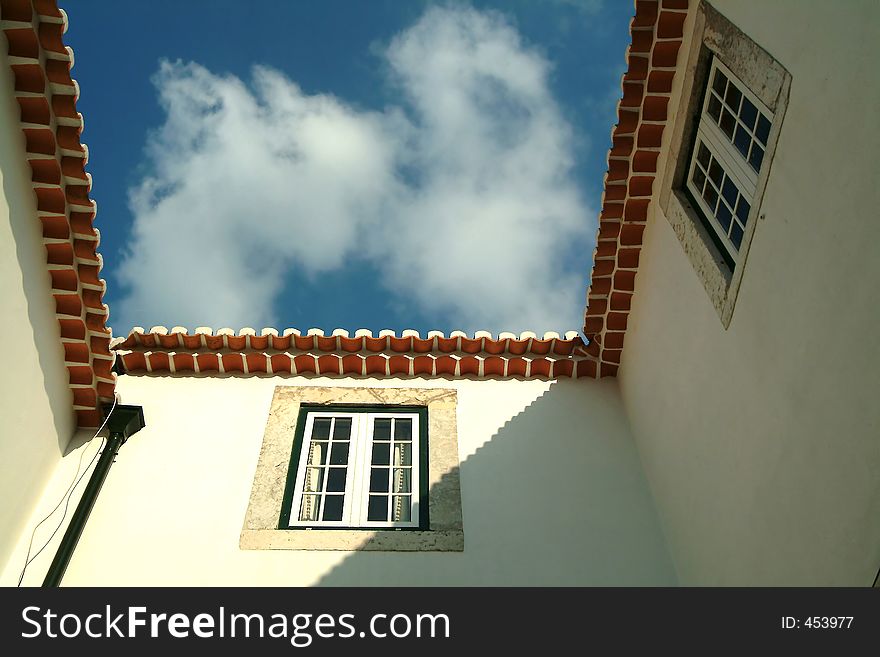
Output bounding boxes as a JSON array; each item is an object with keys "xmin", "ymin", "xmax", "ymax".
[{"xmin": 279, "ymin": 405, "xmax": 429, "ymax": 530}]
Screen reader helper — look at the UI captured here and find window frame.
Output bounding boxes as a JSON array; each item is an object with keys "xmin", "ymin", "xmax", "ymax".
[
  {"xmin": 657, "ymin": 1, "xmax": 791, "ymax": 328},
  {"xmin": 241, "ymin": 385, "xmax": 463, "ymax": 552},
  {"xmin": 684, "ymin": 57, "xmax": 774, "ymax": 267},
  {"xmin": 280, "ymin": 405, "xmax": 429, "ymax": 531}
]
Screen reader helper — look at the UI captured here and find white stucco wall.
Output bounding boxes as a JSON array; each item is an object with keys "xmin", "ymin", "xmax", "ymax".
[
  {"xmin": 4, "ymin": 374, "xmax": 676, "ymax": 586},
  {"xmin": 0, "ymin": 48, "xmax": 77, "ymax": 573},
  {"xmin": 619, "ymin": 1, "xmax": 880, "ymax": 584}
]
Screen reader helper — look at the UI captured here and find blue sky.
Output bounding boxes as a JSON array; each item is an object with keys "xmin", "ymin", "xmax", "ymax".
[{"xmin": 64, "ymin": 1, "xmax": 633, "ymax": 336}]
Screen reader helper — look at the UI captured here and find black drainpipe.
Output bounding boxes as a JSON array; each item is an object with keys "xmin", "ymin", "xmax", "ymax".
[{"xmin": 43, "ymin": 403, "xmax": 145, "ymax": 587}]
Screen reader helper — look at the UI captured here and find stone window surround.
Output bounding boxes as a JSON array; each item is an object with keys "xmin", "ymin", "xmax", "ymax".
[
  {"xmin": 659, "ymin": 1, "xmax": 791, "ymax": 328},
  {"xmin": 241, "ymin": 385, "xmax": 464, "ymax": 551}
]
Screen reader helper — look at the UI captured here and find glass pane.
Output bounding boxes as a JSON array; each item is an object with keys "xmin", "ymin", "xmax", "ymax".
[
  {"xmin": 722, "ymin": 177, "xmax": 739, "ymax": 208},
  {"xmin": 333, "ymin": 417, "xmax": 352, "ymax": 441},
  {"xmin": 755, "ymin": 114, "xmax": 771, "ymax": 145},
  {"xmin": 730, "ymin": 222, "xmax": 744, "ymax": 250},
  {"xmin": 371, "ymin": 442, "xmax": 390, "ymax": 466},
  {"xmin": 299, "ymin": 494, "xmax": 320, "ymax": 522},
  {"xmin": 692, "ymin": 166, "xmax": 706, "ymax": 191},
  {"xmin": 717, "ymin": 202, "xmax": 733, "ymax": 232},
  {"xmin": 707, "ymin": 95, "xmax": 722, "ymax": 121},
  {"xmin": 392, "ymin": 495, "xmax": 411, "ymax": 523},
  {"xmin": 326, "ymin": 467, "xmax": 347, "ymax": 493},
  {"xmin": 370, "ymin": 467, "xmax": 389, "ymax": 493},
  {"xmin": 393, "ymin": 467, "xmax": 412, "ymax": 494},
  {"xmin": 720, "ymin": 108, "xmax": 736, "ymax": 138},
  {"xmin": 394, "ymin": 418, "xmax": 412, "ymax": 441},
  {"xmin": 329, "ymin": 442, "xmax": 349, "ymax": 466},
  {"xmin": 703, "ymin": 184, "xmax": 718, "ymax": 210},
  {"xmin": 368, "ymin": 495, "xmax": 388, "ymax": 521},
  {"xmin": 739, "ymin": 97, "xmax": 758, "ymax": 130},
  {"xmin": 724, "ymin": 83, "xmax": 742, "ymax": 113},
  {"xmin": 373, "ymin": 418, "xmax": 391, "ymax": 441},
  {"xmin": 303, "ymin": 467, "xmax": 324, "ymax": 493},
  {"xmin": 736, "ymin": 197, "xmax": 751, "ymax": 225},
  {"xmin": 708, "ymin": 159, "xmax": 724, "ymax": 186},
  {"xmin": 322, "ymin": 495, "xmax": 344, "ymax": 521},
  {"xmin": 712, "ymin": 69, "xmax": 727, "ymax": 97},
  {"xmin": 393, "ymin": 442, "xmax": 412, "ymax": 466},
  {"xmin": 697, "ymin": 142, "xmax": 711, "ymax": 169},
  {"xmin": 306, "ymin": 441, "xmax": 329, "ymax": 467},
  {"xmin": 733, "ymin": 125, "xmax": 751, "ymax": 158},
  {"xmin": 312, "ymin": 418, "xmax": 331, "ymax": 441},
  {"xmin": 749, "ymin": 144, "xmax": 764, "ymax": 172}
]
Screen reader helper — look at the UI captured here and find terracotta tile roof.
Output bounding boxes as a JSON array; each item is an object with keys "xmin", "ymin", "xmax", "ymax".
[
  {"xmin": 582, "ymin": 0, "xmax": 688, "ymax": 377},
  {"xmin": 112, "ymin": 327, "xmax": 600, "ymax": 379},
  {"xmin": 1, "ymin": 0, "xmax": 114, "ymax": 427}
]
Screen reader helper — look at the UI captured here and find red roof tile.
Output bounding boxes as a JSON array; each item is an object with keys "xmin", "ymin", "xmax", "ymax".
[
  {"xmin": 112, "ymin": 327, "xmax": 599, "ymax": 380},
  {"xmin": 582, "ymin": 0, "xmax": 688, "ymax": 376},
  {"xmin": 1, "ymin": 0, "xmax": 115, "ymax": 426}
]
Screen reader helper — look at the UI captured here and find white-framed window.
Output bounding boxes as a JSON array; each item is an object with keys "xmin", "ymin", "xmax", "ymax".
[
  {"xmin": 285, "ymin": 409, "xmax": 422, "ymax": 529},
  {"xmin": 686, "ymin": 58, "xmax": 775, "ymax": 264}
]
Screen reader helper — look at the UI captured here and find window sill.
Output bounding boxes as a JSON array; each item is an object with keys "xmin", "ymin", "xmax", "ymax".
[{"xmin": 241, "ymin": 528, "xmax": 464, "ymax": 552}]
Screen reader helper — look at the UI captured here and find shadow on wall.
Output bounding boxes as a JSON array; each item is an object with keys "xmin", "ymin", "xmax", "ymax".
[
  {"xmin": 0, "ymin": 109, "xmax": 73, "ymax": 454},
  {"xmin": 314, "ymin": 380, "xmax": 677, "ymax": 586}
]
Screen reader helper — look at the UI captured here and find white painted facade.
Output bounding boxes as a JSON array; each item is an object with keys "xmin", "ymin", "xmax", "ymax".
[
  {"xmin": 0, "ymin": 43, "xmax": 78, "ymax": 573},
  {"xmin": 2, "ymin": 1, "xmax": 878, "ymax": 588},
  {"xmin": 620, "ymin": 0, "xmax": 880, "ymax": 584},
  {"xmin": 2, "ymin": 375, "xmax": 675, "ymax": 586}
]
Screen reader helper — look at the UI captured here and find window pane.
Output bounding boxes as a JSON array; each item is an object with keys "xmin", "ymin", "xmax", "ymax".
[
  {"xmin": 393, "ymin": 442, "xmax": 412, "ymax": 466},
  {"xmin": 322, "ymin": 495, "xmax": 344, "ymax": 521},
  {"xmin": 712, "ymin": 69, "xmax": 727, "ymax": 97},
  {"xmin": 393, "ymin": 468, "xmax": 412, "ymax": 494},
  {"xmin": 326, "ymin": 467, "xmax": 347, "ymax": 493},
  {"xmin": 371, "ymin": 442, "xmax": 390, "ymax": 466},
  {"xmin": 299, "ymin": 495, "xmax": 320, "ymax": 522},
  {"xmin": 692, "ymin": 166, "xmax": 706, "ymax": 191},
  {"xmin": 721, "ymin": 177, "xmax": 739, "ymax": 208},
  {"xmin": 368, "ymin": 495, "xmax": 388, "ymax": 521},
  {"xmin": 333, "ymin": 418, "xmax": 352, "ymax": 440},
  {"xmin": 724, "ymin": 83, "xmax": 742, "ymax": 113},
  {"xmin": 730, "ymin": 222, "xmax": 744, "ymax": 250},
  {"xmin": 312, "ymin": 419, "xmax": 331, "ymax": 441},
  {"xmin": 392, "ymin": 496, "xmax": 411, "ymax": 523},
  {"xmin": 708, "ymin": 159, "xmax": 724, "ymax": 187},
  {"xmin": 749, "ymin": 144, "xmax": 764, "ymax": 172},
  {"xmin": 739, "ymin": 97, "xmax": 758, "ymax": 130},
  {"xmin": 703, "ymin": 183, "xmax": 718, "ymax": 210},
  {"xmin": 697, "ymin": 142, "xmax": 711, "ymax": 169},
  {"xmin": 755, "ymin": 114, "xmax": 771, "ymax": 145},
  {"xmin": 306, "ymin": 441, "xmax": 329, "ymax": 466},
  {"xmin": 719, "ymin": 108, "xmax": 736, "ymax": 138},
  {"xmin": 370, "ymin": 467, "xmax": 389, "ymax": 493},
  {"xmin": 733, "ymin": 125, "xmax": 751, "ymax": 159},
  {"xmin": 736, "ymin": 197, "xmax": 751, "ymax": 225},
  {"xmin": 707, "ymin": 94, "xmax": 722, "ymax": 122},
  {"xmin": 373, "ymin": 418, "xmax": 391, "ymax": 441},
  {"xmin": 303, "ymin": 467, "xmax": 324, "ymax": 493},
  {"xmin": 394, "ymin": 418, "xmax": 412, "ymax": 441},
  {"xmin": 329, "ymin": 441, "xmax": 349, "ymax": 466},
  {"xmin": 717, "ymin": 202, "xmax": 733, "ymax": 232}
]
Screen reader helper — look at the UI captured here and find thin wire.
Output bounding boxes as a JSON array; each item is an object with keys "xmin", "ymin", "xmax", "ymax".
[{"xmin": 16, "ymin": 394, "xmax": 118, "ymax": 587}]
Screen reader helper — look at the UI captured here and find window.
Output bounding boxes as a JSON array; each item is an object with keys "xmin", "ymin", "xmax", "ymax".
[
  {"xmin": 281, "ymin": 408, "xmax": 427, "ymax": 530},
  {"xmin": 685, "ymin": 58, "xmax": 774, "ymax": 267},
  {"xmin": 658, "ymin": 2, "xmax": 791, "ymax": 327},
  {"xmin": 241, "ymin": 386, "xmax": 463, "ymax": 551}
]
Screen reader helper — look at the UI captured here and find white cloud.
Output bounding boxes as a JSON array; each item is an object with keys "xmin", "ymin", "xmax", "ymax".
[{"xmin": 115, "ymin": 5, "xmax": 593, "ymax": 334}]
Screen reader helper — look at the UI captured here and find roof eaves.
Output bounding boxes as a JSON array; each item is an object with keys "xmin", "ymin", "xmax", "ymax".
[
  {"xmin": 582, "ymin": 0, "xmax": 688, "ymax": 377},
  {"xmin": 1, "ymin": 0, "xmax": 115, "ymax": 427}
]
